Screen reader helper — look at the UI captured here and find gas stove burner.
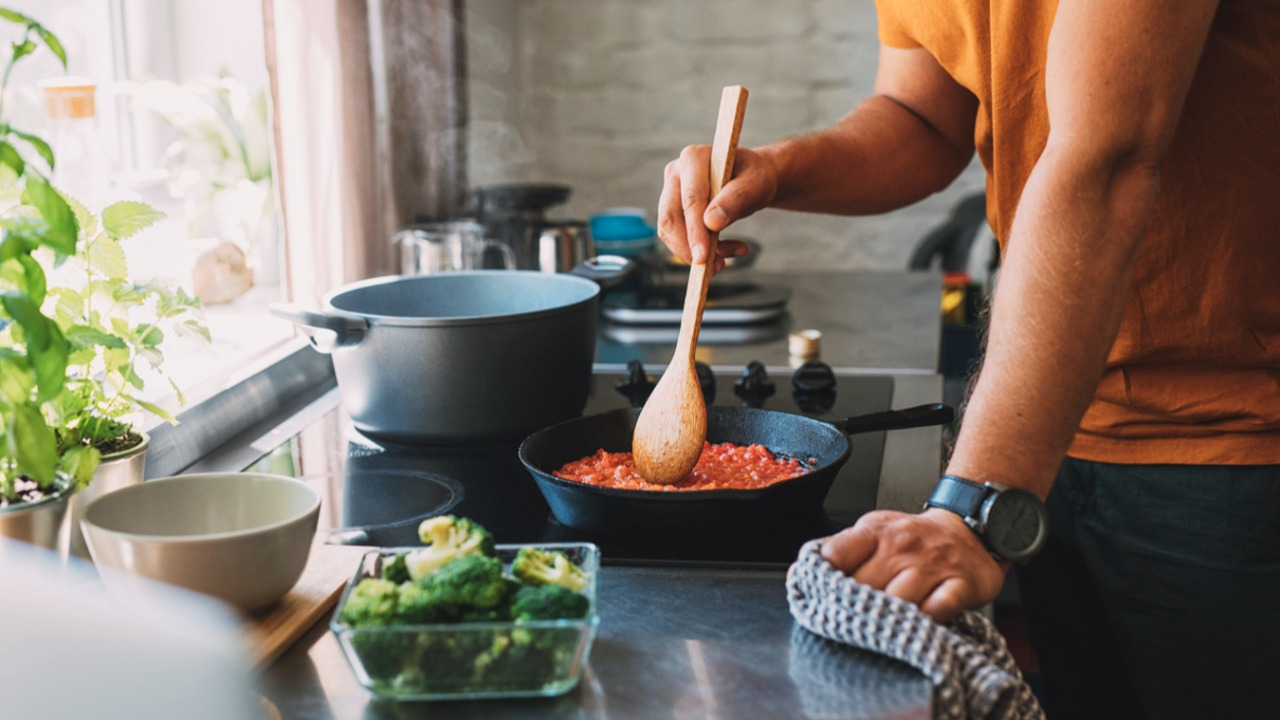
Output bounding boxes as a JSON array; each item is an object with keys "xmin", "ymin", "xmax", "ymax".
[{"xmin": 306, "ymin": 469, "xmax": 463, "ymax": 547}]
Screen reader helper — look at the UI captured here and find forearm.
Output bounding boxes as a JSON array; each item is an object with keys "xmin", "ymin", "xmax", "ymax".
[
  {"xmin": 757, "ymin": 95, "xmax": 972, "ymax": 216},
  {"xmin": 945, "ymin": 142, "xmax": 1160, "ymax": 496}
]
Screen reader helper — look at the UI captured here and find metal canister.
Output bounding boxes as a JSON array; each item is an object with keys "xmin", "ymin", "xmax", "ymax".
[{"xmin": 537, "ymin": 221, "xmax": 594, "ymax": 274}]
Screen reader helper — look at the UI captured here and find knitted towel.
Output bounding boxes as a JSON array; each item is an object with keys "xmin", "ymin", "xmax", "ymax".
[{"xmin": 786, "ymin": 540, "xmax": 1044, "ymax": 720}]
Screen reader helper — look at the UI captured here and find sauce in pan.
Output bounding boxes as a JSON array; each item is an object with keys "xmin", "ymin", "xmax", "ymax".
[{"xmin": 555, "ymin": 442, "xmax": 817, "ymax": 491}]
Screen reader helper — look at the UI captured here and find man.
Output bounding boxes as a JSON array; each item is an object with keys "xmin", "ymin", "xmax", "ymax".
[{"xmin": 655, "ymin": 1, "xmax": 1279, "ymax": 717}]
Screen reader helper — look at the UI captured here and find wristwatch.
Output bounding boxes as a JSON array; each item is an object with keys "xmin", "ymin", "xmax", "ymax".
[{"xmin": 924, "ymin": 474, "xmax": 1049, "ymax": 564}]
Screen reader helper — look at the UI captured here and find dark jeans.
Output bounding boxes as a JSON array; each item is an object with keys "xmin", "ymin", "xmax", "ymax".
[{"xmin": 1016, "ymin": 458, "xmax": 1280, "ymax": 720}]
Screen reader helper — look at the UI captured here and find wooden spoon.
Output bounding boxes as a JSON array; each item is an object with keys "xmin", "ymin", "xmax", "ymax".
[{"xmin": 633, "ymin": 85, "xmax": 748, "ymax": 485}]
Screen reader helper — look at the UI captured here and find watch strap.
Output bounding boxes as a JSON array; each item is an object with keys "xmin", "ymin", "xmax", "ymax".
[{"xmin": 924, "ymin": 474, "xmax": 987, "ymax": 519}]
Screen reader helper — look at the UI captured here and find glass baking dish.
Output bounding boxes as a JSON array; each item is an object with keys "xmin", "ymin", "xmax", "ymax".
[{"xmin": 330, "ymin": 542, "xmax": 600, "ymax": 701}]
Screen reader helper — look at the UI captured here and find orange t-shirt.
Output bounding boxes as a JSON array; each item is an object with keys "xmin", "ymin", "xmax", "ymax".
[{"xmin": 876, "ymin": 0, "xmax": 1280, "ymax": 465}]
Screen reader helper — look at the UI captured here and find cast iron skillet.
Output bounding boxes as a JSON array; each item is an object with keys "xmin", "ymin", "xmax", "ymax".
[{"xmin": 518, "ymin": 403, "xmax": 953, "ymax": 537}]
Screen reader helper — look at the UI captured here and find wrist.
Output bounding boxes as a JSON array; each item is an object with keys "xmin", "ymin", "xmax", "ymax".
[{"xmin": 924, "ymin": 474, "xmax": 1049, "ymax": 565}]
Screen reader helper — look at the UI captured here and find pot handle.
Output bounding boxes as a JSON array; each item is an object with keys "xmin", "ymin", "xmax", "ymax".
[
  {"xmin": 569, "ymin": 255, "xmax": 636, "ymax": 291},
  {"xmin": 269, "ymin": 303, "xmax": 368, "ymax": 353},
  {"xmin": 837, "ymin": 403, "xmax": 954, "ymax": 435}
]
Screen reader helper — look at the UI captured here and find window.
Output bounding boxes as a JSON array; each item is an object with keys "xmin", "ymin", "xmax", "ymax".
[{"xmin": 2, "ymin": 0, "xmax": 292, "ymax": 420}]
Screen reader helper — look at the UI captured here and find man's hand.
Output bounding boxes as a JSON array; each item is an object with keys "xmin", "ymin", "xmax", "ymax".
[
  {"xmin": 655, "ymin": 144, "xmax": 778, "ymax": 271},
  {"xmin": 819, "ymin": 508, "xmax": 1007, "ymax": 623}
]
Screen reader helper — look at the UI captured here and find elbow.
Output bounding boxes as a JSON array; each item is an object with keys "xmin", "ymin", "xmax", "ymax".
[
  {"xmin": 1031, "ymin": 126, "xmax": 1172, "ymax": 267},
  {"xmin": 1040, "ymin": 129, "xmax": 1168, "ymax": 209}
]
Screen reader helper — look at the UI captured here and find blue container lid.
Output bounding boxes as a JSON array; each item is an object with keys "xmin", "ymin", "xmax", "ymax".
[{"xmin": 590, "ymin": 210, "xmax": 655, "ymax": 242}]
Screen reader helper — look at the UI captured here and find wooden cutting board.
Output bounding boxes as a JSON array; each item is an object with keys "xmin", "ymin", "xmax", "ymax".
[{"xmin": 243, "ymin": 542, "xmax": 370, "ymax": 667}]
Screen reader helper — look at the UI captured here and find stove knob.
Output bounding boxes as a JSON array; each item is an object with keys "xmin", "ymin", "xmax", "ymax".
[
  {"xmin": 792, "ymin": 361, "xmax": 837, "ymax": 393},
  {"xmin": 733, "ymin": 360, "xmax": 776, "ymax": 407},
  {"xmin": 792, "ymin": 361, "xmax": 837, "ymax": 414},
  {"xmin": 695, "ymin": 361, "xmax": 716, "ymax": 404},
  {"xmin": 616, "ymin": 359, "xmax": 655, "ymax": 407}
]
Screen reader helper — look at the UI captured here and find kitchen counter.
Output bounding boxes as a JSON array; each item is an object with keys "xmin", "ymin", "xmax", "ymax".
[
  {"xmin": 260, "ymin": 566, "xmax": 932, "ymax": 719},
  {"xmin": 182, "ymin": 269, "xmax": 946, "ymax": 718}
]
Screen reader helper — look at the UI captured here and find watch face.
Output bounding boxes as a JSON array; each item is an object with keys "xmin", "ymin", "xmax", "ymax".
[{"xmin": 982, "ymin": 489, "xmax": 1048, "ymax": 562}]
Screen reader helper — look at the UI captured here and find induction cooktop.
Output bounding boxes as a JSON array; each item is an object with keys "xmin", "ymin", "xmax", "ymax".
[{"xmin": 243, "ymin": 361, "xmax": 894, "ymax": 568}]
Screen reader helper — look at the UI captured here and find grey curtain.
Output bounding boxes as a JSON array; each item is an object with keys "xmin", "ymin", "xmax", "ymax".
[{"xmin": 262, "ymin": 0, "xmax": 469, "ymax": 304}]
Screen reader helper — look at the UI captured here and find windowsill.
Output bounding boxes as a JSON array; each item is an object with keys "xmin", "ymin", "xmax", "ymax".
[{"xmin": 140, "ymin": 281, "xmax": 298, "ymax": 431}]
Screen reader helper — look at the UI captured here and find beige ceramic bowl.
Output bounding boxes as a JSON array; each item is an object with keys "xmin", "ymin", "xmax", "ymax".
[{"xmin": 82, "ymin": 472, "xmax": 320, "ymax": 612}]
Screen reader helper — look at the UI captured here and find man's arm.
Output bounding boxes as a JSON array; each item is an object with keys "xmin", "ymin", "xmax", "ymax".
[
  {"xmin": 657, "ymin": 46, "xmax": 978, "ymax": 267},
  {"xmin": 821, "ymin": 0, "xmax": 1221, "ymax": 621}
]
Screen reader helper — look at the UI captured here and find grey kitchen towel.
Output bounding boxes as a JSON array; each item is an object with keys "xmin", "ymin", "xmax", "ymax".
[{"xmin": 787, "ymin": 540, "xmax": 1044, "ymax": 720}]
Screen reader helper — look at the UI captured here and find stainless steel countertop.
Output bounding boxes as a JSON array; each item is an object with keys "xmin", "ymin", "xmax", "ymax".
[
  {"xmin": 260, "ymin": 567, "xmax": 932, "ymax": 719},
  {"xmin": 243, "ymin": 269, "xmax": 946, "ymax": 718}
]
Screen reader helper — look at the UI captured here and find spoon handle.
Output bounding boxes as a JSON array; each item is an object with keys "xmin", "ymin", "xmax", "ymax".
[{"xmin": 675, "ymin": 85, "xmax": 749, "ymax": 360}]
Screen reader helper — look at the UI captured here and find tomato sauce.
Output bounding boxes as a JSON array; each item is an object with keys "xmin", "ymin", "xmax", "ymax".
[{"xmin": 554, "ymin": 442, "xmax": 817, "ymax": 491}]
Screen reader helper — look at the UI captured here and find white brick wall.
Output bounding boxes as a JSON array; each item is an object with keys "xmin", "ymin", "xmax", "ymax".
[{"xmin": 467, "ymin": 0, "xmax": 987, "ymax": 271}]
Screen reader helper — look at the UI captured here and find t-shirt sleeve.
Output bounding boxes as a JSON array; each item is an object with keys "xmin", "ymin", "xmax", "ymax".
[{"xmin": 873, "ymin": 0, "xmax": 923, "ymax": 49}]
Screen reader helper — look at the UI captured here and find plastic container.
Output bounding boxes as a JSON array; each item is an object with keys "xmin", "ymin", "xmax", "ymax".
[
  {"xmin": 39, "ymin": 77, "xmax": 112, "ymax": 210},
  {"xmin": 331, "ymin": 543, "xmax": 601, "ymax": 701},
  {"xmin": 590, "ymin": 208, "xmax": 656, "ymax": 257}
]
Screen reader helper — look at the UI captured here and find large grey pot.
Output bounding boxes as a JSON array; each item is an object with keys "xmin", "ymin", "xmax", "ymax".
[
  {"xmin": 0, "ymin": 475, "xmax": 77, "ymax": 552},
  {"xmin": 65, "ymin": 431, "xmax": 149, "ymax": 560},
  {"xmin": 271, "ymin": 259, "xmax": 632, "ymax": 443}
]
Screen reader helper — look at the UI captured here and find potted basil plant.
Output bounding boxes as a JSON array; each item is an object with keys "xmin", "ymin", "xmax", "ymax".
[
  {"xmin": 0, "ymin": 8, "xmax": 90, "ymax": 548},
  {"xmin": 0, "ymin": 6, "xmax": 209, "ymax": 554},
  {"xmin": 48, "ymin": 195, "xmax": 209, "ymax": 557},
  {"xmin": 0, "ymin": 187, "xmax": 96, "ymax": 548}
]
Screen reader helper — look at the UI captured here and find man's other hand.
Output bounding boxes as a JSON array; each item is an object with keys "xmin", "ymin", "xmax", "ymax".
[{"xmin": 819, "ymin": 508, "xmax": 1008, "ymax": 623}]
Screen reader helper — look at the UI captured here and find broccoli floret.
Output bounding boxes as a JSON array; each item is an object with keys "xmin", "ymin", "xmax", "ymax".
[
  {"xmin": 395, "ymin": 581, "xmax": 446, "ymax": 624},
  {"xmin": 457, "ymin": 602, "xmax": 513, "ymax": 623},
  {"xmin": 417, "ymin": 632, "xmax": 495, "ymax": 688},
  {"xmin": 510, "ymin": 584, "xmax": 590, "ymax": 621},
  {"xmin": 381, "ymin": 552, "xmax": 411, "ymax": 584},
  {"xmin": 405, "ymin": 515, "xmax": 496, "ymax": 580},
  {"xmin": 350, "ymin": 631, "xmax": 416, "ymax": 681},
  {"xmin": 425, "ymin": 555, "xmax": 508, "ymax": 611},
  {"xmin": 339, "ymin": 578, "xmax": 399, "ymax": 627},
  {"xmin": 511, "ymin": 547, "xmax": 587, "ymax": 592}
]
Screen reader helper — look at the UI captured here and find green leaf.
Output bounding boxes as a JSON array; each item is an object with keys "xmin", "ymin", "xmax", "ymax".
[
  {"xmin": 24, "ymin": 175, "xmax": 78, "ymax": 256},
  {"xmin": 176, "ymin": 318, "xmax": 212, "ymax": 344},
  {"xmin": 101, "ymin": 201, "xmax": 165, "ymax": 241},
  {"xmin": 47, "ymin": 287, "xmax": 81, "ymax": 326},
  {"xmin": 139, "ymin": 325, "xmax": 163, "ymax": 347},
  {"xmin": 167, "ymin": 377, "xmax": 186, "ymax": 407},
  {"xmin": 86, "ymin": 235, "xmax": 127, "ymax": 280},
  {"xmin": 64, "ymin": 325, "xmax": 127, "ymax": 351},
  {"xmin": 103, "ymin": 346, "xmax": 129, "ymax": 372},
  {"xmin": 135, "ymin": 398, "xmax": 177, "ymax": 425},
  {"xmin": 15, "ymin": 253, "xmax": 44, "ymax": 306},
  {"xmin": 10, "ymin": 37, "xmax": 35, "ymax": 63},
  {"xmin": 1, "ymin": 291, "xmax": 66, "ymax": 402},
  {"xmin": 59, "ymin": 190, "xmax": 94, "ymax": 236},
  {"xmin": 0, "ymin": 140, "xmax": 23, "ymax": 176},
  {"xmin": 0, "ymin": 351, "xmax": 32, "ymax": 403},
  {"xmin": 59, "ymin": 444, "xmax": 100, "ymax": 487},
  {"xmin": 33, "ymin": 25, "xmax": 66, "ymax": 69},
  {"xmin": 124, "ymin": 365, "xmax": 144, "ymax": 390},
  {"xmin": 8, "ymin": 127, "xmax": 54, "ymax": 169},
  {"xmin": 9, "ymin": 405, "xmax": 57, "ymax": 485},
  {"xmin": 137, "ymin": 346, "xmax": 162, "ymax": 368},
  {"xmin": 0, "ymin": 228, "xmax": 24, "ymax": 261},
  {"xmin": 0, "ymin": 9, "xmax": 32, "ymax": 25}
]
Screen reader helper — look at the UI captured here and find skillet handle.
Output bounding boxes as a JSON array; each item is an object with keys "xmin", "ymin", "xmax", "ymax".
[
  {"xmin": 837, "ymin": 403, "xmax": 954, "ymax": 435},
  {"xmin": 569, "ymin": 255, "xmax": 636, "ymax": 291},
  {"xmin": 269, "ymin": 303, "xmax": 368, "ymax": 353}
]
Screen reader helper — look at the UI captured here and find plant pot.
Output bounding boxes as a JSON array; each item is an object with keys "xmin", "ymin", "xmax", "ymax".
[
  {"xmin": 64, "ymin": 430, "xmax": 150, "ymax": 560},
  {"xmin": 0, "ymin": 474, "xmax": 78, "ymax": 552}
]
